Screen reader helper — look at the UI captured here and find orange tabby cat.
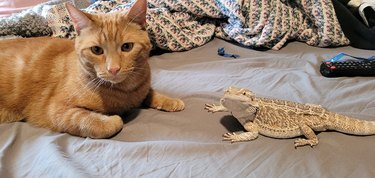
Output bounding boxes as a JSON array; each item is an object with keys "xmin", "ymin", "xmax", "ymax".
[{"xmin": 0, "ymin": 0, "xmax": 184, "ymax": 138}]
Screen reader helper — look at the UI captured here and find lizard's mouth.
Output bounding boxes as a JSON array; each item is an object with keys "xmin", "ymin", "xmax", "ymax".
[{"xmin": 221, "ymin": 93, "xmax": 252, "ymax": 103}]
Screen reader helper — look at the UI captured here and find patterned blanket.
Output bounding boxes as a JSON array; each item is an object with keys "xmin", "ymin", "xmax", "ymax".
[{"xmin": 1, "ymin": 0, "xmax": 350, "ymax": 51}]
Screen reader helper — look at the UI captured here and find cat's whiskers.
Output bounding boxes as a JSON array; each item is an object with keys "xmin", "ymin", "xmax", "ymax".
[
  {"xmin": 81, "ymin": 77, "xmax": 109, "ymax": 98},
  {"xmin": 67, "ymin": 81, "xmax": 92, "ymax": 103},
  {"xmin": 127, "ymin": 67, "xmax": 148, "ymax": 76},
  {"xmin": 121, "ymin": 67, "xmax": 135, "ymax": 73},
  {"xmin": 109, "ymin": 82, "xmax": 114, "ymax": 91},
  {"xmin": 66, "ymin": 77, "xmax": 98, "ymax": 103},
  {"xmin": 92, "ymin": 77, "xmax": 106, "ymax": 93}
]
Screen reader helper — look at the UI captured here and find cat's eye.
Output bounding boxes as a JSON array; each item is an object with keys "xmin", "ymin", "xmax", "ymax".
[
  {"xmin": 90, "ymin": 46, "xmax": 103, "ymax": 55},
  {"xmin": 121, "ymin": 43, "xmax": 134, "ymax": 52}
]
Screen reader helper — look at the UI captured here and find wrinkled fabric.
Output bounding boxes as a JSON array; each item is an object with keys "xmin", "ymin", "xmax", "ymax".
[
  {"xmin": 1, "ymin": 0, "xmax": 350, "ymax": 50},
  {"xmin": 0, "ymin": 38, "xmax": 374, "ymax": 177},
  {"xmin": 82, "ymin": 0, "xmax": 350, "ymax": 50}
]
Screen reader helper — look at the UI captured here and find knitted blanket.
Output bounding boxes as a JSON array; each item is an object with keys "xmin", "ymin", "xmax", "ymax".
[
  {"xmin": 1, "ymin": 0, "xmax": 350, "ymax": 51},
  {"xmin": 0, "ymin": 0, "xmax": 90, "ymax": 39}
]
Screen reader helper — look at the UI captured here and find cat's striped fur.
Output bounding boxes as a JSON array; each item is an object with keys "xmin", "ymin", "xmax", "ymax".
[{"xmin": 0, "ymin": 0, "xmax": 184, "ymax": 138}]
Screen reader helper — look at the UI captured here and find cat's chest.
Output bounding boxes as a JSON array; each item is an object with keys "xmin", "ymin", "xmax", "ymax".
[
  {"xmin": 76, "ymin": 88, "xmax": 148, "ymax": 115},
  {"xmin": 103, "ymin": 92, "xmax": 144, "ymax": 114}
]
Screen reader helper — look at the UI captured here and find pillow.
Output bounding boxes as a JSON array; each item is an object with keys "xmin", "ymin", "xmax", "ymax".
[{"xmin": 0, "ymin": 0, "xmax": 50, "ymax": 17}]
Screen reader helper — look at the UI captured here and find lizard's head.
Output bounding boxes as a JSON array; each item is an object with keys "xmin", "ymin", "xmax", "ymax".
[
  {"xmin": 220, "ymin": 87, "xmax": 258, "ymax": 120},
  {"xmin": 224, "ymin": 87, "xmax": 255, "ymax": 99}
]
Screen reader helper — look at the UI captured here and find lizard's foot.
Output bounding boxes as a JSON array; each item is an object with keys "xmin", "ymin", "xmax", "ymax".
[
  {"xmin": 294, "ymin": 138, "xmax": 318, "ymax": 148},
  {"xmin": 204, "ymin": 104, "xmax": 226, "ymax": 113},
  {"xmin": 223, "ymin": 132, "xmax": 243, "ymax": 143},
  {"xmin": 222, "ymin": 132, "xmax": 257, "ymax": 143}
]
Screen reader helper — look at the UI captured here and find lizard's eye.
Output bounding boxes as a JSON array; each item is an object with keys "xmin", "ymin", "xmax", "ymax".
[{"xmin": 242, "ymin": 92, "xmax": 246, "ymax": 95}]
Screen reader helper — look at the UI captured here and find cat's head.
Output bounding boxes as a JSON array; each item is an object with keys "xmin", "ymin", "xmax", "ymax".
[{"xmin": 66, "ymin": 0, "xmax": 151, "ymax": 84}]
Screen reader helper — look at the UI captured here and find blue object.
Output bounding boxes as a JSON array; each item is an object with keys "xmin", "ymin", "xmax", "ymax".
[
  {"xmin": 217, "ymin": 47, "xmax": 240, "ymax": 58},
  {"xmin": 324, "ymin": 53, "xmax": 375, "ymax": 62}
]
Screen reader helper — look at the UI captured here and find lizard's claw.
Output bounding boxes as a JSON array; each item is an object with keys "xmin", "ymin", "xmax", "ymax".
[
  {"xmin": 205, "ymin": 103, "xmax": 228, "ymax": 113},
  {"xmin": 294, "ymin": 138, "xmax": 318, "ymax": 148},
  {"xmin": 204, "ymin": 103, "xmax": 220, "ymax": 113},
  {"xmin": 222, "ymin": 132, "xmax": 241, "ymax": 143}
]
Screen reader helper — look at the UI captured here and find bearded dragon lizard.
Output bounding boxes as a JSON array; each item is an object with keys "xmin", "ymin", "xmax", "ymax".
[{"xmin": 205, "ymin": 87, "xmax": 375, "ymax": 147}]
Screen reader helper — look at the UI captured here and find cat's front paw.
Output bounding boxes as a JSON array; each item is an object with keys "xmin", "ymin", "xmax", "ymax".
[
  {"xmin": 88, "ymin": 115, "xmax": 124, "ymax": 139},
  {"xmin": 159, "ymin": 98, "xmax": 185, "ymax": 112},
  {"xmin": 146, "ymin": 91, "xmax": 185, "ymax": 112}
]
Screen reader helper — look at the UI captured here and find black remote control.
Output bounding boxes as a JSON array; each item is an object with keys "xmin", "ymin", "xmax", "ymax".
[{"xmin": 320, "ymin": 60, "xmax": 375, "ymax": 77}]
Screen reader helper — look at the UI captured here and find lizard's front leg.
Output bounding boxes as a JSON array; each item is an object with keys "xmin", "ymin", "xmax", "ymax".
[
  {"xmin": 205, "ymin": 103, "xmax": 228, "ymax": 113},
  {"xmin": 223, "ymin": 122, "xmax": 259, "ymax": 142},
  {"xmin": 294, "ymin": 123, "xmax": 319, "ymax": 148}
]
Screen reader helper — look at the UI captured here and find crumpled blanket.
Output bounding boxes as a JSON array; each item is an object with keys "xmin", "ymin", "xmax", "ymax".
[
  {"xmin": 0, "ymin": 0, "xmax": 350, "ymax": 51},
  {"xmin": 0, "ymin": 0, "xmax": 90, "ymax": 39}
]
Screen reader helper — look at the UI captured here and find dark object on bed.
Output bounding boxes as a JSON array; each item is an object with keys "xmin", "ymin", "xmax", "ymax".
[
  {"xmin": 217, "ymin": 47, "xmax": 240, "ymax": 58},
  {"xmin": 320, "ymin": 53, "xmax": 375, "ymax": 77},
  {"xmin": 320, "ymin": 60, "xmax": 375, "ymax": 77},
  {"xmin": 332, "ymin": 0, "xmax": 375, "ymax": 50}
]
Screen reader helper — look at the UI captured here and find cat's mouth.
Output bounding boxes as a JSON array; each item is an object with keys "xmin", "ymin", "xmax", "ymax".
[
  {"xmin": 99, "ymin": 75, "xmax": 126, "ymax": 84},
  {"xmin": 98, "ymin": 74, "xmax": 127, "ymax": 84},
  {"xmin": 96, "ymin": 67, "xmax": 137, "ymax": 84}
]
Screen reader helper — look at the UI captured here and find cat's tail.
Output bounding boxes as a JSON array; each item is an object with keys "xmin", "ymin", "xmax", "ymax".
[{"xmin": 0, "ymin": 109, "xmax": 24, "ymax": 124}]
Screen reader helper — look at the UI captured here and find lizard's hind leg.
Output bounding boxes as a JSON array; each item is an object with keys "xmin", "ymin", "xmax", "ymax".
[{"xmin": 294, "ymin": 124, "xmax": 319, "ymax": 148}]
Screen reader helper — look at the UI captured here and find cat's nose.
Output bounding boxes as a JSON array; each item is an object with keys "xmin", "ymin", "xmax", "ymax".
[{"xmin": 108, "ymin": 67, "xmax": 121, "ymax": 75}]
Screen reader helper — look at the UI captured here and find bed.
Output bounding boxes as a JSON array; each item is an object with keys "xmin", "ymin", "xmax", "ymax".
[
  {"xmin": 1, "ymin": 0, "xmax": 375, "ymax": 177},
  {"xmin": 1, "ymin": 38, "xmax": 374, "ymax": 177}
]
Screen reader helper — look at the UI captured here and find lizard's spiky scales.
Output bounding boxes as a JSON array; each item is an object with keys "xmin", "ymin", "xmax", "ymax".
[{"xmin": 205, "ymin": 87, "xmax": 375, "ymax": 147}]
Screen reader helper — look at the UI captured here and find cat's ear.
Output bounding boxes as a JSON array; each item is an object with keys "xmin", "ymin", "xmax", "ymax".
[
  {"xmin": 65, "ymin": 3, "xmax": 93, "ymax": 34},
  {"xmin": 127, "ymin": 0, "xmax": 147, "ymax": 27}
]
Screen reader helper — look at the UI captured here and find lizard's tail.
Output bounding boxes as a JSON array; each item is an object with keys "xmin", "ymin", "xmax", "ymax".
[{"xmin": 327, "ymin": 112, "xmax": 375, "ymax": 135}]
